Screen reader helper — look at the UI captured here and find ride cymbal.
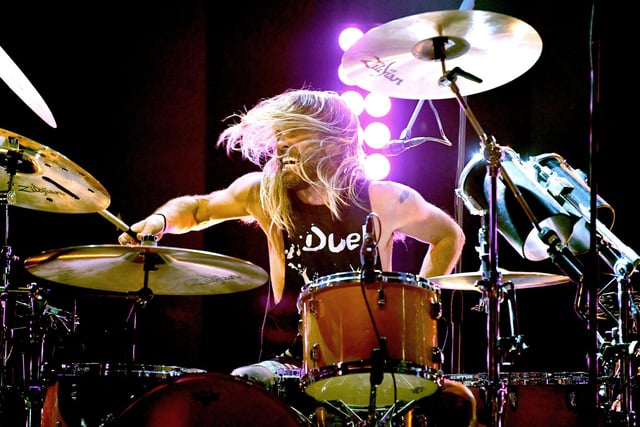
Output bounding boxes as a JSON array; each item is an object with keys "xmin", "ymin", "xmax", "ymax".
[
  {"xmin": 23, "ymin": 244, "xmax": 269, "ymax": 296},
  {"xmin": 341, "ymin": 9, "xmax": 542, "ymax": 100},
  {"xmin": 429, "ymin": 269, "xmax": 570, "ymax": 291},
  {"xmin": 0, "ymin": 128, "xmax": 110, "ymax": 213},
  {"xmin": 0, "ymin": 45, "xmax": 56, "ymax": 128}
]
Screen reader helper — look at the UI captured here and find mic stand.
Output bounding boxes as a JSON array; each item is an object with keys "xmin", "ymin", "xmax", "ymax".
[
  {"xmin": 367, "ymin": 345, "xmax": 385, "ymax": 426},
  {"xmin": 398, "ymin": 99, "xmax": 425, "ymax": 140}
]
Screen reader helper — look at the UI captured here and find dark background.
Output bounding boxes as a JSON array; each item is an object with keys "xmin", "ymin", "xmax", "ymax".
[{"xmin": 0, "ymin": 0, "xmax": 632, "ymax": 381}]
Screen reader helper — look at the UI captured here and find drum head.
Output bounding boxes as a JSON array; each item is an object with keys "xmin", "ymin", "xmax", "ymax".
[{"xmin": 114, "ymin": 373, "xmax": 307, "ymax": 427}]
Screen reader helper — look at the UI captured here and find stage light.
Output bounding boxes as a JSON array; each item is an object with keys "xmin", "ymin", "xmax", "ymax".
[
  {"xmin": 362, "ymin": 121, "xmax": 390, "ymax": 149},
  {"xmin": 363, "ymin": 153, "xmax": 391, "ymax": 180},
  {"xmin": 338, "ymin": 27, "xmax": 363, "ymax": 52},
  {"xmin": 341, "ymin": 90, "xmax": 365, "ymax": 115},
  {"xmin": 364, "ymin": 92, "xmax": 391, "ymax": 118}
]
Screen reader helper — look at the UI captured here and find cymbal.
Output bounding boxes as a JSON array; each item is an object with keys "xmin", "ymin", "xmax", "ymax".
[
  {"xmin": 341, "ymin": 10, "xmax": 542, "ymax": 100},
  {"xmin": 0, "ymin": 45, "xmax": 57, "ymax": 128},
  {"xmin": 23, "ymin": 244, "xmax": 269, "ymax": 296},
  {"xmin": 429, "ymin": 269, "xmax": 570, "ymax": 291},
  {"xmin": 0, "ymin": 128, "xmax": 110, "ymax": 213}
]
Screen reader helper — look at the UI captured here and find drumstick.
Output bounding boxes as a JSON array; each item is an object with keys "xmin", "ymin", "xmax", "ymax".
[{"xmin": 98, "ymin": 209, "xmax": 140, "ymax": 242}]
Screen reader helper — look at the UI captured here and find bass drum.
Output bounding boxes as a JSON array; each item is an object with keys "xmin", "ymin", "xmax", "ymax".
[
  {"xmin": 457, "ymin": 147, "xmax": 575, "ymax": 261},
  {"xmin": 298, "ymin": 271, "xmax": 441, "ymax": 407},
  {"xmin": 41, "ymin": 362, "xmax": 207, "ymax": 427},
  {"xmin": 446, "ymin": 372, "xmax": 591, "ymax": 427},
  {"xmin": 113, "ymin": 373, "xmax": 309, "ymax": 427}
]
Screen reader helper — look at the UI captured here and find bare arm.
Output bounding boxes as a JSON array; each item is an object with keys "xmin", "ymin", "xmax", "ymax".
[
  {"xmin": 370, "ymin": 180, "xmax": 465, "ymax": 278},
  {"xmin": 118, "ymin": 172, "xmax": 264, "ymax": 244}
]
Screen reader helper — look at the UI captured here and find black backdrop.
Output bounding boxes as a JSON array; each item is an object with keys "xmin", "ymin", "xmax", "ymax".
[{"xmin": 0, "ymin": 0, "xmax": 634, "ymax": 383}]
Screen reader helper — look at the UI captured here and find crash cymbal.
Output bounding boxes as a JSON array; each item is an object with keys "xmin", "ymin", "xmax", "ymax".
[
  {"xmin": 429, "ymin": 269, "xmax": 570, "ymax": 291},
  {"xmin": 23, "ymin": 244, "xmax": 269, "ymax": 296},
  {"xmin": 1, "ymin": 45, "xmax": 57, "ymax": 128},
  {"xmin": 341, "ymin": 10, "xmax": 542, "ymax": 100},
  {"xmin": 0, "ymin": 128, "xmax": 110, "ymax": 213}
]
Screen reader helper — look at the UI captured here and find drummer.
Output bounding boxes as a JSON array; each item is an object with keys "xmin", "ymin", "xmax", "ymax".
[{"xmin": 118, "ymin": 88, "xmax": 476, "ymax": 426}]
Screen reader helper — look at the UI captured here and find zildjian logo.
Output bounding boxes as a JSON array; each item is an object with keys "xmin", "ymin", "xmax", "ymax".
[
  {"xmin": 17, "ymin": 183, "xmax": 66, "ymax": 196},
  {"xmin": 359, "ymin": 56, "xmax": 404, "ymax": 86}
]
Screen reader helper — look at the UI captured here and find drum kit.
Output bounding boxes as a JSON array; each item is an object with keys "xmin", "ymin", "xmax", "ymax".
[{"xmin": 1, "ymin": 7, "xmax": 637, "ymax": 427}]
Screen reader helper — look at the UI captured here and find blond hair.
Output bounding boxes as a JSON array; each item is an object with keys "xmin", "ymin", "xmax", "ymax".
[{"xmin": 217, "ymin": 89, "xmax": 367, "ymax": 235}]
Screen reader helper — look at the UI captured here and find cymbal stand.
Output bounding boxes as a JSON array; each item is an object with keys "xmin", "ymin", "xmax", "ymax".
[
  {"xmin": 439, "ymin": 65, "xmax": 583, "ymax": 427},
  {"xmin": 437, "ymin": 65, "xmax": 504, "ymax": 427},
  {"xmin": 473, "ymin": 215, "xmax": 528, "ymax": 366},
  {"xmin": 124, "ymin": 235, "xmax": 158, "ymax": 363},
  {"xmin": 589, "ymin": 227, "xmax": 639, "ymax": 426},
  {"xmin": 1, "ymin": 144, "xmax": 46, "ymax": 427},
  {"xmin": 1, "ymin": 148, "xmax": 20, "ymax": 389}
]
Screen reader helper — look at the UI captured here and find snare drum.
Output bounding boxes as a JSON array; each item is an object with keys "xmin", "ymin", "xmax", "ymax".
[
  {"xmin": 298, "ymin": 271, "xmax": 442, "ymax": 407},
  {"xmin": 457, "ymin": 147, "xmax": 574, "ymax": 261},
  {"xmin": 41, "ymin": 362, "xmax": 207, "ymax": 427}
]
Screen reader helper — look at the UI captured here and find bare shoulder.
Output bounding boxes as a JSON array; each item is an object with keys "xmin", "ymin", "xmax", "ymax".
[
  {"xmin": 369, "ymin": 180, "xmax": 422, "ymax": 206},
  {"xmin": 204, "ymin": 171, "xmax": 264, "ymax": 210},
  {"xmin": 232, "ymin": 171, "xmax": 264, "ymax": 187}
]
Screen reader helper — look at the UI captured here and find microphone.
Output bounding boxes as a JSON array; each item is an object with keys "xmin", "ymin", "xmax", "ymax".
[
  {"xmin": 379, "ymin": 137, "xmax": 431, "ymax": 156},
  {"xmin": 539, "ymin": 227, "xmax": 584, "ymax": 285},
  {"xmin": 360, "ymin": 213, "xmax": 378, "ymax": 284}
]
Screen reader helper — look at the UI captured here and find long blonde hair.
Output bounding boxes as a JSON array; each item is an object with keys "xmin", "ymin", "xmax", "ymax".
[{"xmin": 217, "ymin": 88, "xmax": 367, "ymax": 235}]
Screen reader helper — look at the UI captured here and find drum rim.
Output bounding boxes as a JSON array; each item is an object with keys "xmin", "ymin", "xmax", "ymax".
[
  {"xmin": 302, "ymin": 360, "xmax": 441, "ymax": 385},
  {"xmin": 300, "ymin": 270, "xmax": 431, "ymax": 295},
  {"xmin": 444, "ymin": 371, "xmax": 590, "ymax": 386},
  {"xmin": 53, "ymin": 362, "xmax": 207, "ymax": 377}
]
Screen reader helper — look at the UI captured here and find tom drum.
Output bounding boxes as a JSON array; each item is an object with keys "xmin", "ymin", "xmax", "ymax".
[
  {"xmin": 445, "ymin": 371, "xmax": 591, "ymax": 427},
  {"xmin": 41, "ymin": 362, "xmax": 207, "ymax": 427},
  {"xmin": 298, "ymin": 271, "xmax": 442, "ymax": 407}
]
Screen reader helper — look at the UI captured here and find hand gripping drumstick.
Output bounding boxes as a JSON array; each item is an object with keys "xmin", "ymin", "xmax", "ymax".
[{"xmin": 98, "ymin": 209, "xmax": 140, "ymax": 242}]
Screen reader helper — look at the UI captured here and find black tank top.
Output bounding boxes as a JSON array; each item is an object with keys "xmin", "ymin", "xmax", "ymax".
[{"xmin": 261, "ymin": 180, "xmax": 379, "ymax": 358}]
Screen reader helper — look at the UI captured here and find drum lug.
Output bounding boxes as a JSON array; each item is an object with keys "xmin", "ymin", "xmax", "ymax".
[
  {"xmin": 432, "ymin": 347, "xmax": 443, "ymax": 365},
  {"xmin": 431, "ymin": 288, "xmax": 442, "ymax": 320},
  {"xmin": 309, "ymin": 297, "xmax": 319, "ymax": 318},
  {"xmin": 508, "ymin": 387, "xmax": 519, "ymax": 411},
  {"xmin": 310, "ymin": 343, "xmax": 320, "ymax": 365}
]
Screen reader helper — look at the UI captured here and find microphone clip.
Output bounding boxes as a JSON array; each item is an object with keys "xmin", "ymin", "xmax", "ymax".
[{"xmin": 361, "ymin": 212, "xmax": 379, "ymax": 284}]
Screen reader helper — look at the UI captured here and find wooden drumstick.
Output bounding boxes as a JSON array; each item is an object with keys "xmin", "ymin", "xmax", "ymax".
[{"xmin": 98, "ymin": 209, "xmax": 140, "ymax": 242}]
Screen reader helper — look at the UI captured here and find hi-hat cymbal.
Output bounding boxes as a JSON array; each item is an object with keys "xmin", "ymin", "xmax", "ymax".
[
  {"xmin": 1, "ymin": 45, "xmax": 57, "ymax": 128},
  {"xmin": 429, "ymin": 269, "xmax": 570, "ymax": 291},
  {"xmin": 23, "ymin": 244, "xmax": 269, "ymax": 296},
  {"xmin": 0, "ymin": 128, "xmax": 110, "ymax": 213},
  {"xmin": 341, "ymin": 10, "xmax": 542, "ymax": 100}
]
